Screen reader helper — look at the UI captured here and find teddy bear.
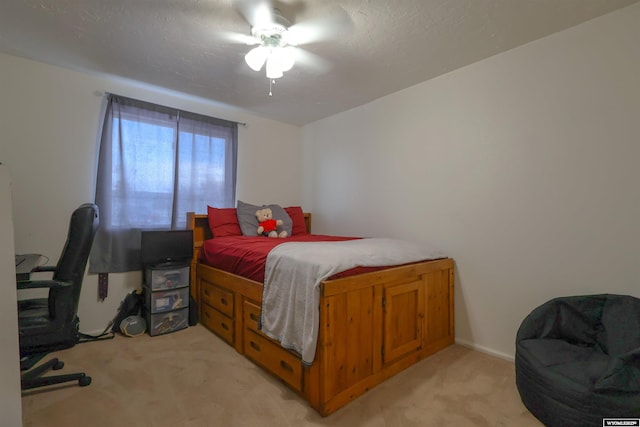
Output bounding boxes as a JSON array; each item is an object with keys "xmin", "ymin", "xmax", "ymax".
[{"xmin": 256, "ymin": 208, "xmax": 288, "ymax": 238}]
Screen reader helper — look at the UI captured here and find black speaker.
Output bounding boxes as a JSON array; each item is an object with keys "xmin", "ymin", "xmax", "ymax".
[{"xmin": 189, "ymin": 295, "xmax": 199, "ymax": 326}]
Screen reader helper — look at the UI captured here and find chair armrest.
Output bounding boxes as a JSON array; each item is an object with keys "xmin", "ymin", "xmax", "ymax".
[
  {"xmin": 32, "ymin": 265, "xmax": 56, "ymax": 273},
  {"xmin": 17, "ymin": 279, "xmax": 72, "ymax": 290}
]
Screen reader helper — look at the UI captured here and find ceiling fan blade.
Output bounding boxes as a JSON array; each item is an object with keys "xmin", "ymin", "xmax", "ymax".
[
  {"xmin": 285, "ymin": 5, "xmax": 353, "ymax": 46},
  {"xmin": 292, "ymin": 47, "xmax": 332, "ymax": 75},
  {"xmin": 218, "ymin": 31, "xmax": 261, "ymax": 45},
  {"xmin": 233, "ymin": 0, "xmax": 275, "ymax": 29}
]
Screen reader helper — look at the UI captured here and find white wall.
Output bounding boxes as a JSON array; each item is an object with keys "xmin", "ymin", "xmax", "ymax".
[
  {"xmin": 0, "ymin": 52, "xmax": 302, "ymax": 334},
  {"xmin": 302, "ymin": 3, "xmax": 640, "ymax": 359},
  {"xmin": 0, "ymin": 165, "xmax": 23, "ymax": 427}
]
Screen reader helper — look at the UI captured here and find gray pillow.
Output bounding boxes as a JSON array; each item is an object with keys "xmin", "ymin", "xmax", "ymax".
[
  {"xmin": 236, "ymin": 200, "xmax": 292, "ymax": 237},
  {"xmin": 236, "ymin": 200, "xmax": 261, "ymax": 236}
]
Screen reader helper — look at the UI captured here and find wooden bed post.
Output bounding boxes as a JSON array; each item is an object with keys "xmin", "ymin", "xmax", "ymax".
[{"xmin": 186, "ymin": 212, "xmax": 211, "ymax": 302}]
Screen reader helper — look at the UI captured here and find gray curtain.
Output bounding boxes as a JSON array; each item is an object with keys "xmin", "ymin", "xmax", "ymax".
[{"xmin": 90, "ymin": 94, "xmax": 237, "ymax": 273}]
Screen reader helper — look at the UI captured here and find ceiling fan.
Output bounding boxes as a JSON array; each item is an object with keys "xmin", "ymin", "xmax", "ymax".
[{"xmin": 229, "ymin": 0, "xmax": 352, "ymax": 95}]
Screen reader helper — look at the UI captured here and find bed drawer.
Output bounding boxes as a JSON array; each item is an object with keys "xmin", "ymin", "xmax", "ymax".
[
  {"xmin": 243, "ymin": 299, "xmax": 262, "ymax": 333},
  {"xmin": 201, "ymin": 282, "xmax": 234, "ymax": 318},
  {"xmin": 244, "ymin": 329, "xmax": 302, "ymax": 392},
  {"xmin": 201, "ymin": 304, "xmax": 234, "ymax": 345}
]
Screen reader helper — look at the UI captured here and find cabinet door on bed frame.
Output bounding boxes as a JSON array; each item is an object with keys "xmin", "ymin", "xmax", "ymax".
[{"xmin": 382, "ymin": 279, "xmax": 424, "ymax": 364}]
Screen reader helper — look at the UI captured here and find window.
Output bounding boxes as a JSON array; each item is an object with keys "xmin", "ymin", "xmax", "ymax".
[{"xmin": 90, "ymin": 94, "xmax": 238, "ymax": 273}]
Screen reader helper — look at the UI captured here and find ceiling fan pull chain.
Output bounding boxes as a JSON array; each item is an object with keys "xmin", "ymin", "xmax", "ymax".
[{"xmin": 269, "ymin": 79, "xmax": 275, "ymax": 96}]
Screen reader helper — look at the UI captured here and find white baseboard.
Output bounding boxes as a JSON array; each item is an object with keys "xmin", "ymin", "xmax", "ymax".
[{"xmin": 455, "ymin": 338, "xmax": 515, "ymax": 362}]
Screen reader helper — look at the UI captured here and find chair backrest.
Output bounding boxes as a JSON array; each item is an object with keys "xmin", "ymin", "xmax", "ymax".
[
  {"xmin": 49, "ymin": 203, "xmax": 100, "ymax": 320},
  {"xmin": 600, "ymin": 294, "xmax": 640, "ymax": 356}
]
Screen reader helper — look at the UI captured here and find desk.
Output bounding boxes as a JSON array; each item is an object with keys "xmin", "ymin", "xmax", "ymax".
[{"xmin": 15, "ymin": 254, "xmax": 42, "ymax": 282}]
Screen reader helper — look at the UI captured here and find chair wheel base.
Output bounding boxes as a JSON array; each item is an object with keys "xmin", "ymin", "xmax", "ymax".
[{"xmin": 20, "ymin": 357, "xmax": 91, "ymax": 391}]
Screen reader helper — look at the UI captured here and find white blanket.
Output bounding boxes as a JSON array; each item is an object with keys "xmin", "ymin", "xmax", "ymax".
[{"xmin": 260, "ymin": 238, "xmax": 445, "ymax": 365}]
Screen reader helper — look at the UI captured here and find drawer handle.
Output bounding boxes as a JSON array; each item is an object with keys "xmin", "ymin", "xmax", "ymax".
[
  {"xmin": 220, "ymin": 297, "xmax": 227, "ymax": 306},
  {"xmin": 204, "ymin": 311, "xmax": 210, "ymax": 318},
  {"xmin": 249, "ymin": 312, "xmax": 259, "ymax": 322},
  {"xmin": 204, "ymin": 290, "xmax": 210, "ymax": 296},
  {"xmin": 250, "ymin": 341, "xmax": 260, "ymax": 352},
  {"xmin": 221, "ymin": 323, "xmax": 229, "ymax": 331},
  {"xmin": 280, "ymin": 360, "xmax": 294, "ymax": 373}
]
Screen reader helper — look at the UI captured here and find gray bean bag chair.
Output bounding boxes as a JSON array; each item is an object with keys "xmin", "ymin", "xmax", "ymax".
[{"xmin": 515, "ymin": 294, "xmax": 640, "ymax": 427}]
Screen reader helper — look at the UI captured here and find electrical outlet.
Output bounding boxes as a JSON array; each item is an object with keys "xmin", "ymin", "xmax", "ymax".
[{"xmin": 98, "ymin": 273, "xmax": 108, "ymax": 300}]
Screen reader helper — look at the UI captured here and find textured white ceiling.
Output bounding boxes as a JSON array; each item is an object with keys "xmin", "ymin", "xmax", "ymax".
[{"xmin": 0, "ymin": 0, "xmax": 638, "ymax": 125}]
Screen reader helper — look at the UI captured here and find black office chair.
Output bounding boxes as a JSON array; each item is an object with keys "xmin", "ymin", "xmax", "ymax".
[{"xmin": 18, "ymin": 203, "xmax": 99, "ymax": 391}]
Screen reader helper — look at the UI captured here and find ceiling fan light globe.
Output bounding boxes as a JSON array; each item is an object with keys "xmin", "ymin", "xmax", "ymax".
[
  {"xmin": 266, "ymin": 57, "xmax": 284, "ymax": 79},
  {"xmin": 245, "ymin": 46, "xmax": 267, "ymax": 71}
]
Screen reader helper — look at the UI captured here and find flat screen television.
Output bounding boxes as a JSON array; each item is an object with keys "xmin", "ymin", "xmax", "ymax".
[{"xmin": 140, "ymin": 229, "xmax": 193, "ymax": 267}]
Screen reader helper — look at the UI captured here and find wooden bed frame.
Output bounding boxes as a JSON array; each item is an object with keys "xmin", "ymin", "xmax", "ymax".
[{"xmin": 187, "ymin": 211, "xmax": 455, "ymax": 416}]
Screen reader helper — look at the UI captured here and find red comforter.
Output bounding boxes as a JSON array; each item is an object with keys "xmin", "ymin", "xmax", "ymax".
[{"xmin": 199, "ymin": 234, "xmax": 376, "ymax": 283}]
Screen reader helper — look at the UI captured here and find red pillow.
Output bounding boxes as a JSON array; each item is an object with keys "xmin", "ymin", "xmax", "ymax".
[
  {"xmin": 284, "ymin": 206, "xmax": 307, "ymax": 235},
  {"xmin": 207, "ymin": 206, "xmax": 241, "ymax": 237}
]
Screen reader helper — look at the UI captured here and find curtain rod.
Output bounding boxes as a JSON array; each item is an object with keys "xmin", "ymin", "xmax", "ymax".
[{"xmin": 98, "ymin": 91, "xmax": 247, "ymax": 127}]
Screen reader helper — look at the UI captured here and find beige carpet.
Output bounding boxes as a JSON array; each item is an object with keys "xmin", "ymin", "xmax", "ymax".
[{"xmin": 21, "ymin": 324, "xmax": 541, "ymax": 427}]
